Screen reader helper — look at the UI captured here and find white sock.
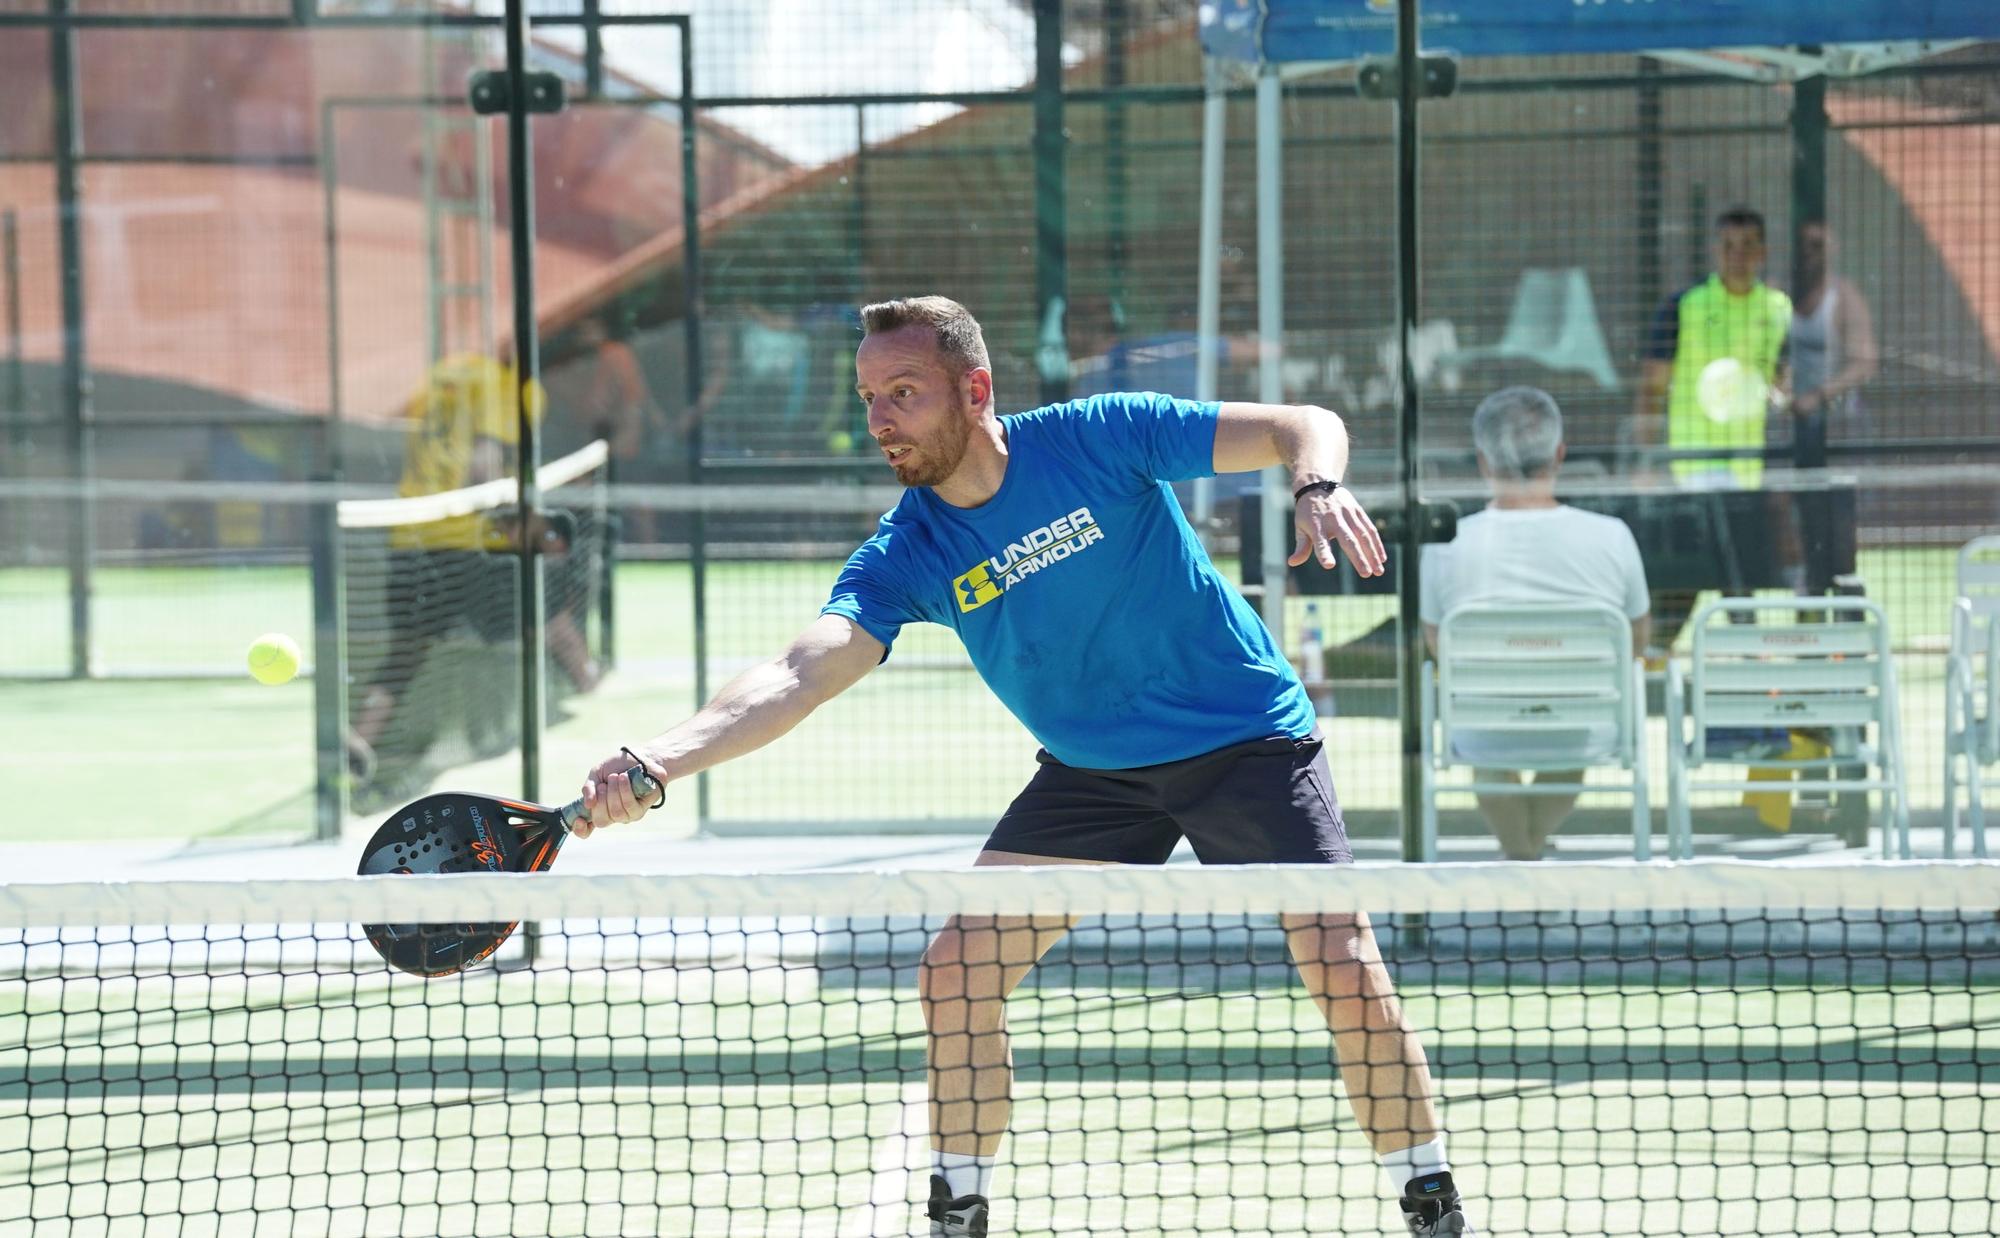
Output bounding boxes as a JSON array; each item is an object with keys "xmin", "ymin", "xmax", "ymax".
[
  {"xmin": 934, "ymin": 1151, "xmax": 995, "ymax": 1199},
  {"xmin": 1380, "ymin": 1136, "xmax": 1451, "ymax": 1191}
]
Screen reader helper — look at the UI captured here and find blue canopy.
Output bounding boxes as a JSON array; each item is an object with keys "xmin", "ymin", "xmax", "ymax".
[{"xmin": 1202, "ymin": 0, "xmax": 1999, "ymax": 65}]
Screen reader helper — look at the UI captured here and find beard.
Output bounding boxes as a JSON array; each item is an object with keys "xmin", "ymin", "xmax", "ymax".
[{"xmin": 890, "ymin": 390, "xmax": 974, "ymax": 488}]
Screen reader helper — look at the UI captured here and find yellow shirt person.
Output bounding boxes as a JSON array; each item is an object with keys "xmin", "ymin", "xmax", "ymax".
[{"xmin": 391, "ymin": 353, "xmax": 547, "ymax": 551}]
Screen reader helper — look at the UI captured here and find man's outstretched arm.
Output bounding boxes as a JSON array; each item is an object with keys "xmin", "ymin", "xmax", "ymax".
[
  {"xmin": 1210, "ymin": 402, "xmax": 1386, "ymax": 577},
  {"xmin": 575, "ymin": 614, "xmax": 885, "ymax": 835}
]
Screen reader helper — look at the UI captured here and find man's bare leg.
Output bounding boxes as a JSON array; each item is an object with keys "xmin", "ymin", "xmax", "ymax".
[
  {"xmin": 1283, "ymin": 911, "xmax": 1442, "ymax": 1157},
  {"xmin": 1473, "ymin": 769, "xmax": 1543, "ymax": 860},
  {"xmin": 1524, "ymin": 768, "xmax": 1584, "ymax": 854},
  {"xmin": 919, "ymin": 850, "xmax": 1105, "ymax": 1157}
]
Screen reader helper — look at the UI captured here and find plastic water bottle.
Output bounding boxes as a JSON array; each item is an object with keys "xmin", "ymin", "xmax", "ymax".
[{"xmin": 1300, "ymin": 602, "xmax": 1326, "ymax": 687}]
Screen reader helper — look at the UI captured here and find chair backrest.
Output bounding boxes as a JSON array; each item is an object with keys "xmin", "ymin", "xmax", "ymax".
[
  {"xmin": 1492, "ymin": 267, "xmax": 1620, "ymax": 391},
  {"xmin": 1688, "ymin": 598, "xmax": 1894, "ymax": 759},
  {"xmin": 1436, "ymin": 602, "xmax": 1636, "ymax": 764},
  {"xmin": 1958, "ymin": 535, "xmax": 2000, "ymax": 656}
]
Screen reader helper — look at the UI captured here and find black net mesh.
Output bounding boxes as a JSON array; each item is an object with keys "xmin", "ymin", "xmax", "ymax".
[{"xmin": 2, "ymin": 865, "xmax": 1994, "ymax": 1236}]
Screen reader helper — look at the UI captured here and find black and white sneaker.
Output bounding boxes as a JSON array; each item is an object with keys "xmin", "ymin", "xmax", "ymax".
[
  {"xmin": 927, "ymin": 1173, "xmax": 989, "ymax": 1238},
  {"xmin": 1401, "ymin": 1170, "xmax": 1473, "ymax": 1235}
]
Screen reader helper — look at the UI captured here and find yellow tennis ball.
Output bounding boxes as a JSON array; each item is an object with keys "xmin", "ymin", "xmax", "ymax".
[{"xmin": 247, "ymin": 633, "xmax": 301, "ymax": 686}]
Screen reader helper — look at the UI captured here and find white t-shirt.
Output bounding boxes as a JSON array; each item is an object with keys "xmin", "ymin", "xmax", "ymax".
[
  {"xmin": 1419, "ymin": 504, "xmax": 1650, "ymax": 764},
  {"xmin": 1420, "ymin": 504, "xmax": 1649, "ymax": 626}
]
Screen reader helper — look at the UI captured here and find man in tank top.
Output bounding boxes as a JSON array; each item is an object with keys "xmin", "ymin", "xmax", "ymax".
[{"xmin": 1790, "ymin": 218, "xmax": 1880, "ymax": 440}]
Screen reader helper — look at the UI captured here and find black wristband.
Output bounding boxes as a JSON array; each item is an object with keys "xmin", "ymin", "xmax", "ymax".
[{"xmin": 1292, "ymin": 479, "xmax": 1342, "ymax": 503}]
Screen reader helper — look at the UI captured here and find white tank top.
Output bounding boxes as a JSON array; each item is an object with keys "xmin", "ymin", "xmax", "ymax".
[{"xmin": 1790, "ymin": 282, "xmax": 1841, "ymax": 397}]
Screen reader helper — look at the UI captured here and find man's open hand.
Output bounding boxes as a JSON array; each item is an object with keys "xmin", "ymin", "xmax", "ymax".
[{"xmin": 1290, "ymin": 485, "xmax": 1386, "ymax": 577}]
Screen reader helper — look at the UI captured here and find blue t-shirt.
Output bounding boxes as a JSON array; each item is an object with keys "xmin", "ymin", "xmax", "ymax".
[{"xmin": 821, "ymin": 392, "xmax": 1315, "ymax": 769}]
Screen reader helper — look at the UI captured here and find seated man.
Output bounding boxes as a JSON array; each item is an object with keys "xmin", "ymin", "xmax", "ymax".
[{"xmin": 1420, "ymin": 387, "xmax": 1651, "ymax": 860}]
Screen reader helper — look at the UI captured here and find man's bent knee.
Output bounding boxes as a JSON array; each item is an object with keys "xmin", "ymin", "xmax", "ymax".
[
  {"xmin": 1283, "ymin": 913, "xmax": 1396, "ymax": 1001},
  {"xmin": 919, "ymin": 919, "xmax": 1037, "ymax": 1035}
]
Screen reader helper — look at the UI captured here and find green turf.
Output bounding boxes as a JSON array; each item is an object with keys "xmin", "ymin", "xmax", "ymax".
[
  {"xmin": 0, "ymin": 677, "xmax": 318, "ymax": 842},
  {"xmin": 0, "ymin": 564, "xmax": 315, "ymax": 678},
  {"xmin": 1, "ymin": 959, "xmax": 1993, "ymax": 1237}
]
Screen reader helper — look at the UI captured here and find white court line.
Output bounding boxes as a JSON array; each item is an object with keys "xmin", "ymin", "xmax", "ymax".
[{"xmin": 838, "ymin": 1081, "xmax": 929, "ymax": 1238}]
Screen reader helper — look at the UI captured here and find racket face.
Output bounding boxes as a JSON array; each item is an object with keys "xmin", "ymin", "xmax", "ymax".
[
  {"xmin": 1696, "ymin": 356, "xmax": 1766, "ymax": 425},
  {"xmin": 358, "ymin": 791, "xmax": 566, "ymax": 976}
]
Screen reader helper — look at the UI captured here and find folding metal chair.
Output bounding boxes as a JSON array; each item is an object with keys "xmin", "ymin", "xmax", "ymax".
[
  {"xmin": 1944, "ymin": 534, "xmax": 2000, "ymax": 857},
  {"xmin": 1420, "ymin": 602, "xmax": 1651, "ymax": 860},
  {"xmin": 1665, "ymin": 597, "xmax": 1908, "ymax": 858}
]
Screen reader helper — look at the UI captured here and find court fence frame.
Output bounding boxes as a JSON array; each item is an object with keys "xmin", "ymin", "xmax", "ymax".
[{"xmin": 2, "ymin": 2, "xmax": 1996, "ymax": 848}]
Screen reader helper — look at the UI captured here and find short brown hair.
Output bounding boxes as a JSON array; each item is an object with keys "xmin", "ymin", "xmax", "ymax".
[
  {"xmin": 1716, "ymin": 205, "xmax": 1767, "ymax": 243},
  {"xmin": 860, "ymin": 296, "xmax": 991, "ymax": 377}
]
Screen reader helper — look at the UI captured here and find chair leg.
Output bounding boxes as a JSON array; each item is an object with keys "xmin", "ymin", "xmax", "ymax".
[
  {"xmin": 1631, "ymin": 786, "xmax": 1649, "ymax": 862},
  {"xmin": 1631, "ymin": 664, "xmax": 1651, "ymax": 862},
  {"xmin": 1421, "ymin": 768, "xmax": 1438, "ymax": 864},
  {"xmin": 1890, "ymin": 723, "xmax": 1911, "ymax": 862},
  {"xmin": 1664, "ymin": 757, "xmax": 1684, "ymax": 860},
  {"xmin": 1968, "ymin": 756, "xmax": 1989, "ymax": 860},
  {"xmin": 1664, "ymin": 665, "xmax": 1689, "ymax": 860},
  {"xmin": 1419, "ymin": 668, "xmax": 1438, "ymax": 863},
  {"xmin": 1944, "ymin": 671, "xmax": 1967, "ymax": 858},
  {"xmin": 1895, "ymin": 782, "xmax": 1911, "ymax": 860},
  {"xmin": 1943, "ymin": 747, "xmax": 1960, "ymax": 860}
]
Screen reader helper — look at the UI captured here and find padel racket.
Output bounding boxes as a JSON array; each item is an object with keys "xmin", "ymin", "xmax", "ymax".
[
  {"xmin": 1696, "ymin": 356, "xmax": 1777, "ymax": 425},
  {"xmin": 357, "ymin": 764, "xmax": 659, "ymax": 976}
]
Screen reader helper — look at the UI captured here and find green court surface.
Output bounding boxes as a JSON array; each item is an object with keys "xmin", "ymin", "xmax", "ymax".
[
  {"xmin": 0, "ymin": 548, "xmax": 1974, "ymax": 843},
  {"xmin": 2, "ymin": 953, "xmax": 1994, "ymax": 1237}
]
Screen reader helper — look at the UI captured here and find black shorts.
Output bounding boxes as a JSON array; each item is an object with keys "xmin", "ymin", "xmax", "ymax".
[{"xmin": 985, "ymin": 734, "xmax": 1353, "ymax": 865}]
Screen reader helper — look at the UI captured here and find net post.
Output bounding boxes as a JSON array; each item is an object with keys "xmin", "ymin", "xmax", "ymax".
[{"xmin": 309, "ymin": 478, "xmax": 347, "ymax": 842}]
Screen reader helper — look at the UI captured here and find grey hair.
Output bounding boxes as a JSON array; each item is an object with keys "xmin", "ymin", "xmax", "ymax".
[{"xmin": 1471, "ymin": 386, "xmax": 1564, "ymax": 480}]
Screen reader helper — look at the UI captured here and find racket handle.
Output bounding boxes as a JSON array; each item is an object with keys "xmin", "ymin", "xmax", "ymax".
[
  {"xmin": 626, "ymin": 764, "xmax": 662, "ymax": 804},
  {"xmin": 562, "ymin": 764, "xmax": 664, "ymax": 829}
]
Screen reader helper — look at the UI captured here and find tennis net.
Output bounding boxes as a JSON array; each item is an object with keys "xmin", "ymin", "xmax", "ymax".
[
  {"xmin": 339, "ymin": 440, "xmax": 612, "ymax": 809},
  {"xmin": 2, "ymin": 861, "xmax": 1994, "ymax": 1237}
]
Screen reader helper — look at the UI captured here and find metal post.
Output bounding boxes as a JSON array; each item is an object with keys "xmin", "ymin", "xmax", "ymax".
[
  {"xmin": 314, "ymin": 103, "xmax": 348, "ymax": 840},
  {"xmin": 1393, "ymin": 0, "xmax": 1426, "ymax": 862},
  {"xmin": 582, "ymin": 0, "xmax": 604, "ymax": 99},
  {"xmin": 1687, "ymin": 182, "xmax": 1708, "ymax": 285},
  {"xmin": 319, "ymin": 103, "xmax": 346, "ymax": 481},
  {"xmin": 1254, "ymin": 66, "xmax": 1287, "ymax": 645},
  {"xmin": 3, "ymin": 210, "xmax": 22, "ymax": 454},
  {"xmin": 598, "ymin": 461, "xmax": 616, "ymax": 670},
  {"xmin": 851, "ymin": 103, "xmax": 867, "ymax": 299},
  {"xmin": 308, "ymin": 482, "xmax": 346, "ymax": 840},
  {"xmin": 1636, "ymin": 59, "xmax": 1663, "ymax": 331},
  {"xmin": 679, "ymin": 27, "xmax": 711, "ymax": 829},
  {"xmin": 1192, "ymin": 63, "xmax": 1227, "ymax": 545},
  {"xmin": 1791, "ymin": 54, "xmax": 1828, "ymax": 296},
  {"xmin": 1791, "ymin": 59, "xmax": 1834, "ymax": 596},
  {"xmin": 1104, "ymin": 0, "xmax": 1129, "ymax": 331},
  {"xmin": 501, "ymin": 0, "xmax": 547, "ymax": 803},
  {"xmin": 2, "ymin": 209, "xmax": 22, "ymax": 572},
  {"xmin": 51, "ymin": 0, "xmax": 92, "ymax": 679},
  {"xmin": 1033, "ymin": 0, "xmax": 1068, "ymax": 406}
]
